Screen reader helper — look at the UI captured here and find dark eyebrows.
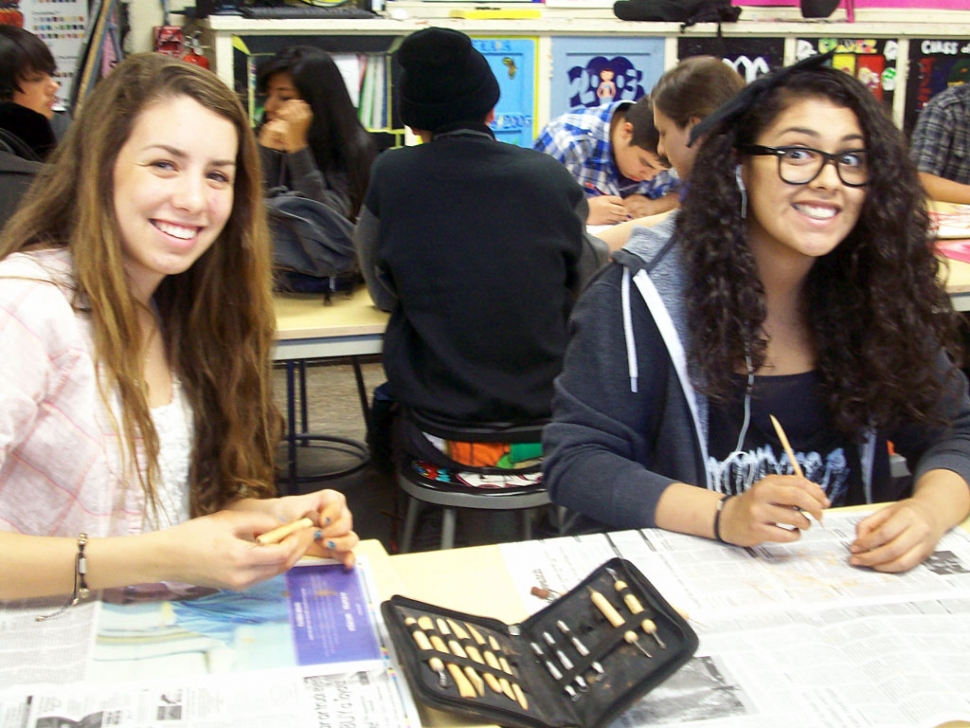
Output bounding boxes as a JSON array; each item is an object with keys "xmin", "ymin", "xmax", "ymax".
[{"xmin": 145, "ymin": 144, "xmax": 236, "ymax": 168}]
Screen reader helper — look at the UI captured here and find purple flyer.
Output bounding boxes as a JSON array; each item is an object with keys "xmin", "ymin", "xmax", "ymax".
[{"xmin": 285, "ymin": 563, "xmax": 382, "ymax": 666}]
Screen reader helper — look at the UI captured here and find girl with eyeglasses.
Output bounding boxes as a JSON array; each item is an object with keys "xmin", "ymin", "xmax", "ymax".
[{"xmin": 544, "ymin": 55, "xmax": 970, "ymax": 572}]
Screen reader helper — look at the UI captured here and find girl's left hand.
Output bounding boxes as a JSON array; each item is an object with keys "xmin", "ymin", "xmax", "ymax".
[
  {"xmin": 274, "ymin": 490, "xmax": 359, "ymax": 568},
  {"xmin": 849, "ymin": 499, "xmax": 944, "ymax": 573}
]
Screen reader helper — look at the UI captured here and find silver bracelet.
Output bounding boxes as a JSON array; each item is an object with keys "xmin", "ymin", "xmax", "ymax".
[{"xmin": 36, "ymin": 533, "xmax": 90, "ymax": 622}]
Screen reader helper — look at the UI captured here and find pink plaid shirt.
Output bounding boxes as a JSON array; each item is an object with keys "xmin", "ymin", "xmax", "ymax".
[{"xmin": 0, "ymin": 249, "xmax": 147, "ymax": 537}]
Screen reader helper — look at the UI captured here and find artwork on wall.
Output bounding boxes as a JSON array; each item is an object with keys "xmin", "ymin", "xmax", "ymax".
[
  {"xmin": 678, "ymin": 37, "xmax": 785, "ymax": 83},
  {"xmin": 905, "ymin": 39, "xmax": 970, "ymax": 137},
  {"xmin": 548, "ymin": 37, "xmax": 665, "ymax": 119},
  {"xmin": 472, "ymin": 37, "xmax": 537, "ymax": 148},
  {"xmin": 795, "ymin": 37, "xmax": 898, "ymax": 110}
]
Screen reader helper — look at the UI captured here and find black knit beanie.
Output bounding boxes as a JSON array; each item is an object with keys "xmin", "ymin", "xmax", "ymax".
[{"xmin": 397, "ymin": 28, "xmax": 500, "ymax": 132}]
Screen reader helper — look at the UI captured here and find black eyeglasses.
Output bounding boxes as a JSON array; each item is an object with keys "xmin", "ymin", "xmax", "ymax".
[{"xmin": 739, "ymin": 145, "xmax": 869, "ymax": 187}]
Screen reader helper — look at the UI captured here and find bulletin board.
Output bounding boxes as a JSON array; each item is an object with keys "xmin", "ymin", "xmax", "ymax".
[
  {"xmin": 548, "ymin": 36, "xmax": 665, "ymax": 119},
  {"xmin": 905, "ymin": 39, "xmax": 970, "ymax": 137}
]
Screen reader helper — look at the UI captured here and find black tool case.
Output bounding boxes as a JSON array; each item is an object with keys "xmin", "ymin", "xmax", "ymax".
[{"xmin": 381, "ymin": 557, "xmax": 699, "ymax": 728}]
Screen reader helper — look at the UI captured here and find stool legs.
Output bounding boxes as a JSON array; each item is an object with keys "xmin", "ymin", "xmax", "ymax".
[
  {"xmin": 440, "ymin": 508, "xmax": 457, "ymax": 550},
  {"xmin": 400, "ymin": 497, "xmax": 422, "ymax": 554}
]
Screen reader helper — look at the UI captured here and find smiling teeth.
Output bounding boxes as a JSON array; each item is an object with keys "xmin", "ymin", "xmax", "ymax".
[
  {"xmin": 795, "ymin": 204, "xmax": 836, "ymax": 220},
  {"xmin": 154, "ymin": 221, "xmax": 196, "ymax": 240}
]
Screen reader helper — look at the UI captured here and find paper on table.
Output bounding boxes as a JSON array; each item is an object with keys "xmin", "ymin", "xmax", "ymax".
[{"xmin": 499, "ymin": 513, "xmax": 970, "ymax": 727}]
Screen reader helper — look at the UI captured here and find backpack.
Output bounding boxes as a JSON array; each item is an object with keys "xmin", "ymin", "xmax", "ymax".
[
  {"xmin": 265, "ymin": 190, "xmax": 361, "ymax": 300},
  {"xmin": 613, "ymin": 0, "xmax": 741, "ymax": 29}
]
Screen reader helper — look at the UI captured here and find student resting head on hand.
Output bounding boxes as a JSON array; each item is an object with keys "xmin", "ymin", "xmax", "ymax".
[
  {"xmin": 544, "ymin": 53, "xmax": 970, "ymax": 573},
  {"xmin": 0, "ymin": 53, "xmax": 357, "ymax": 608}
]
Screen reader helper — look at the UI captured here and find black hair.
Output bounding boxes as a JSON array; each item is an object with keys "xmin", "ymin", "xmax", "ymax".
[
  {"xmin": 624, "ymin": 96, "xmax": 660, "ymax": 153},
  {"xmin": 679, "ymin": 63, "xmax": 961, "ymax": 437},
  {"xmin": 0, "ymin": 26, "xmax": 56, "ymax": 102},
  {"xmin": 258, "ymin": 46, "xmax": 377, "ymax": 217}
]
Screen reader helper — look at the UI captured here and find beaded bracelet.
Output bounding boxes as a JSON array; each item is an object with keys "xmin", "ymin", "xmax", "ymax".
[
  {"xmin": 713, "ymin": 495, "xmax": 735, "ymax": 545},
  {"xmin": 36, "ymin": 533, "xmax": 90, "ymax": 622}
]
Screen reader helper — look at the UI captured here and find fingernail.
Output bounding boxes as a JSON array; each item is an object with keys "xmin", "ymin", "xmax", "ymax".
[
  {"xmin": 327, "ymin": 540, "xmax": 336, "ymax": 550},
  {"xmin": 325, "ymin": 517, "xmax": 331, "ymax": 525},
  {"xmin": 313, "ymin": 529, "xmax": 323, "ymax": 541}
]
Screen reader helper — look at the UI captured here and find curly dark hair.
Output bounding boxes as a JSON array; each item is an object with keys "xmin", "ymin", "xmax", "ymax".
[
  {"xmin": 258, "ymin": 46, "xmax": 377, "ymax": 217},
  {"xmin": 678, "ymin": 64, "xmax": 962, "ymax": 438}
]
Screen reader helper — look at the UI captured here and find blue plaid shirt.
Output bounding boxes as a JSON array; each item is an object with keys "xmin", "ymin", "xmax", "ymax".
[
  {"xmin": 533, "ymin": 101, "xmax": 678, "ymax": 200},
  {"xmin": 911, "ymin": 83, "xmax": 970, "ymax": 185}
]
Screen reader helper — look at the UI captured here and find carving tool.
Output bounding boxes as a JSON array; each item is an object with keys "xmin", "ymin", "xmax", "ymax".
[
  {"xmin": 448, "ymin": 620, "xmax": 502, "ymax": 695},
  {"xmin": 498, "ymin": 654, "xmax": 530, "ymax": 709},
  {"xmin": 256, "ymin": 516, "xmax": 314, "ymax": 545},
  {"xmin": 468, "ymin": 627, "xmax": 517, "ymax": 702},
  {"xmin": 404, "ymin": 617, "xmax": 447, "ymax": 686},
  {"xmin": 530, "ymin": 585, "xmax": 560, "ymax": 601},
  {"xmin": 437, "ymin": 619, "xmax": 484, "ymax": 696},
  {"xmin": 770, "ymin": 414, "xmax": 824, "ymax": 527},
  {"xmin": 556, "ymin": 620, "xmax": 604, "ymax": 675},
  {"xmin": 606, "ymin": 569, "xmax": 667, "ymax": 650},
  {"xmin": 417, "ymin": 616, "xmax": 477, "ymax": 698},
  {"xmin": 589, "ymin": 587, "xmax": 652, "ymax": 658},
  {"xmin": 481, "ymin": 632, "xmax": 529, "ymax": 709}
]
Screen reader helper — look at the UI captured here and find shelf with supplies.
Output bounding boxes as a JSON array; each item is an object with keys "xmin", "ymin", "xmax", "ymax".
[{"xmin": 198, "ymin": 4, "xmax": 970, "ymax": 139}]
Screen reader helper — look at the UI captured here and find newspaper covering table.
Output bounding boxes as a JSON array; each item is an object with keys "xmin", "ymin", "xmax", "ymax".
[
  {"xmin": 500, "ymin": 512, "xmax": 970, "ymax": 728},
  {"xmin": 0, "ymin": 556, "xmax": 421, "ymax": 728}
]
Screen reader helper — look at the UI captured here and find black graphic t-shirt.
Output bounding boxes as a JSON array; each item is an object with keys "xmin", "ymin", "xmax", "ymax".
[{"xmin": 707, "ymin": 371, "xmax": 861, "ymax": 506}]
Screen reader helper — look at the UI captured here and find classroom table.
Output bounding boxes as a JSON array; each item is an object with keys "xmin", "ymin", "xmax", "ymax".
[
  {"xmin": 273, "ymin": 288, "xmax": 389, "ymax": 488},
  {"xmin": 943, "ymin": 256, "xmax": 970, "ymax": 313}
]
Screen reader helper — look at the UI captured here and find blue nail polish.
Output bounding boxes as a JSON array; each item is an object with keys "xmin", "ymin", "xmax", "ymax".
[
  {"xmin": 327, "ymin": 540, "xmax": 336, "ymax": 550},
  {"xmin": 313, "ymin": 529, "xmax": 323, "ymax": 541}
]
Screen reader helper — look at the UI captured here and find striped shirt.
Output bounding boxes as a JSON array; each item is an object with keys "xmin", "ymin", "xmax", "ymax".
[
  {"xmin": 0, "ymin": 249, "xmax": 179, "ymax": 538},
  {"xmin": 911, "ymin": 83, "xmax": 970, "ymax": 185},
  {"xmin": 533, "ymin": 101, "xmax": 678, "ymax": 200}
]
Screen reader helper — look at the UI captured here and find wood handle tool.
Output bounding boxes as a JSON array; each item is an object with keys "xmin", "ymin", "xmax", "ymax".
[
  {"xmin": 607, "ymin": 571, "xmax": 668, "ymax": 650},
  {"xmin": 448, "ymin": 620, "xmax": 502, "ymax": 695},
  {"xmin": 589, "ymin": 587, "xmax": 652, "ymax": 658},
  {"xmin": 437, "ymin": 618, "xmax": 484, "ymax": 696},
  {"xmin": 405, "ymin": 617, "xmax": 447, "ymax": 686},
  {"xmin": 417, "ymin": 616, "xmax": 477, "ymax": 698}
]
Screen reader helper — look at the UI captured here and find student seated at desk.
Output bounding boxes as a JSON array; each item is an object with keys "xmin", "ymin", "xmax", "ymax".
[
  {"xmin": 0, "ymin": 54, "xmax": 357, "ymax": 608},
  {"xmin": 544, "ymin": 54, "xmax": 970, "ymax": 573},
  {"xmin": 909, "ymin": 81, "xmax": 970, "ymax": 206},
  {"xmin": 533, "ymin": 96, "xmax": 678, "ymax": 226},
  {"xmin": 355, "ymin": 28, "xmax": 606, "ymax": 469},
  {"xmin": 596, "ymin": 56, "xmax": 746, "ymax": 251},
  {"xmin": 256, "ymin": 45, "xmax": 376, "ymax": 220}
]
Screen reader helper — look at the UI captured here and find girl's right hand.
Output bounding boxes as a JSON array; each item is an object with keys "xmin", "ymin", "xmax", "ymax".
[
  {"xmin": 162, "ymin": 510, "xmax": 308, "ymax": 592},
  {"xmin": 719, "ymin": 475, "xmax": 830, "ymax": 546}
]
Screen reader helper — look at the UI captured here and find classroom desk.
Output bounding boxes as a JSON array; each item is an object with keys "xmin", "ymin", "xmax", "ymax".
[
  {"xmin": 943, "ymin": 256, "xmax": 970, "ymax": 313},
  {"xmin": 273, "ymin": 287, "xmax": 389, "ymax": 361},
  {"xmin": 273, "ymin": 288, "xmax": 390, "ymax": 487}
]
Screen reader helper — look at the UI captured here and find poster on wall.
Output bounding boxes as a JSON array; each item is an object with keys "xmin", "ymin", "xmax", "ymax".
[
  {"xmin": 905, "ymin": 39, "xmax": 970, "ymax": 137},
  {"xmin": 795, "ymin": 37, "xmax": 898, "ymax": 111},
  {"xmin": 548, "ymin": 37, "xmax": 665, "ymax": 120},
  {"xmin": 678, "ymin": 37, "xmax": 785, "ymax": 83},
  {"xmin": 0, "ymin": 0, "xmax": 87, "ymax": 109}
]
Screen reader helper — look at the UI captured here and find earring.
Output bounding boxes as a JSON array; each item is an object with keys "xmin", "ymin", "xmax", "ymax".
[{"xmin": 735, "ymin": 164, "xmax": 747, "ymax": 219}]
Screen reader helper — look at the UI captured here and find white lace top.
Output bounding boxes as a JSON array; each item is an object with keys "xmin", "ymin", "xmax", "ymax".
[{"xmin": 144, "ymin": 380, "xmax": 194, "ymax": 531}]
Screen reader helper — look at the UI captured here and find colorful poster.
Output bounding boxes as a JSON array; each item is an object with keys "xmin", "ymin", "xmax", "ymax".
[
  {"xmin": 905, "ymin": 39, "xmax": 970, "ymax": 137},
  {"xmin": 796, "ymin": 37, "xmax": 898, "ymax": 111},
  {"xmin": 548, "ymin": 37, "xmax": 665, "ymax": 119}
]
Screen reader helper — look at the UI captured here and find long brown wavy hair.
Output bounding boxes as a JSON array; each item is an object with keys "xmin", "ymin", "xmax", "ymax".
[
  {"xmin": 678, "ymin": 65, "xmax": 962, "ymax": 438},
  {"xmin": 0, "ymin": 53, "xmax": 281, "ymax": 514}
]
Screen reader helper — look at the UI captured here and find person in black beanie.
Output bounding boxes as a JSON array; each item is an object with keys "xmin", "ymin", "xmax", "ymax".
[{"xmin": 354, "ymin": 27, "xmax": 607, "ymax": 475}]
